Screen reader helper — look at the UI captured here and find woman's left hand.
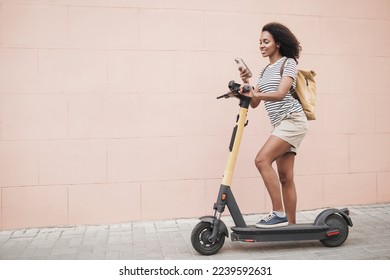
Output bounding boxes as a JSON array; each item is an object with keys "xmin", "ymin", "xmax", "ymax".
[{"xmin": 240, "ymin": 84, "xmax": 255, "ymax": 98}]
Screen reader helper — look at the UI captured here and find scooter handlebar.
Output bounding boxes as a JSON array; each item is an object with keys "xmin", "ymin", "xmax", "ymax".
[{"xmin": 216, "ymin": 81, "xmax": 251, "ymax": 99}]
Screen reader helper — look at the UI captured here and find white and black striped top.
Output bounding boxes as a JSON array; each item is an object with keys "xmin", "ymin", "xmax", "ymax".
[{"xmin": 257, "ymin": 57, "xmax": 303, "ymax": 125}]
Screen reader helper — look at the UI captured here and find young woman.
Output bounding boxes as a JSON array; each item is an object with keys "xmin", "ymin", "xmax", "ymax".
[{"xmin": 239, "ymin": 22, "xmax": 308, "ymax": 228}]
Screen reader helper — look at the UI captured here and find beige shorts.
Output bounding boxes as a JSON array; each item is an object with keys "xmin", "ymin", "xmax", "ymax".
[{"xmin": 272, "ymin": 111, "xmax": 308, "ymax": 154}]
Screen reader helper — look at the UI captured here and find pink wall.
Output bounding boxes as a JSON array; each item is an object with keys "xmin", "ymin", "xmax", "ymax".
[{"xmin": 0, "ymin": 0, "xmax": 390, "ymax": 230}]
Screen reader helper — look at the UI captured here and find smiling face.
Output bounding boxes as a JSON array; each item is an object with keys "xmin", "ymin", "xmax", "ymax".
[{"xmin": 259, "ymin": 31, "xmax": 280, "ymax": 58}]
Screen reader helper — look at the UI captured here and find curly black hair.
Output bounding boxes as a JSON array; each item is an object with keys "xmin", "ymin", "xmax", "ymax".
[{"xmin": 262, "ymin": 22, "xmax": 302, "ymax": 62}]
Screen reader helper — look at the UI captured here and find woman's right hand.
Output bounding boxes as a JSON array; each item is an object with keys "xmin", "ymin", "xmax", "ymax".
[{"xmin": 238, "ymin": 67, "xmax": 251, "ymax": 83}]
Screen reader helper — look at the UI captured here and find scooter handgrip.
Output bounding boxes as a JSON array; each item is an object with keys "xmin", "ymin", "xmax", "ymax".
[
  {"xmin": 216, "ymin": 93, "xmax": 229, "ymax": 99},
  {"xmin": 242, "ymin": 85, "xmax": 252, "ymax": 93}
]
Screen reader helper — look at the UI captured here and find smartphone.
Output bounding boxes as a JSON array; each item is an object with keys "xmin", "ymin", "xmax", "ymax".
[{"xmin": 234, "ymin": 57, "xmax": 252, "ymax": 78}]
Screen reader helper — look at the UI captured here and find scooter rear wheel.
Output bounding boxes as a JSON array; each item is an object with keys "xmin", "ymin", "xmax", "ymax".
[
  {"xmin": 320, "ymin": 214, "xmax": 349, "ymax": 247},
  {"xmin": 191, "ymin": 221, "xmax": 225, "ymax": 255}
]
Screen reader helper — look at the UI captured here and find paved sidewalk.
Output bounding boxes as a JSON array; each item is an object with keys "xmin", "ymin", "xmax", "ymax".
[{"xmin": 1, "ymin": 203, "xmax": 390, "ymax": 260}]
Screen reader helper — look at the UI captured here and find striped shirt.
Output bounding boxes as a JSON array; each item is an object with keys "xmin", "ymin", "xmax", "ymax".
[{"xmin": 257, "ymin": 57, "xmax": 303, "ymax": 125}]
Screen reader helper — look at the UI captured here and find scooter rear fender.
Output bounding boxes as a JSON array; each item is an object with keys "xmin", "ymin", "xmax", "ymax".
[
  {"xmin": 199, "ymin": 216, "xmax": 229, "ymax": 238},
  {"xmin": 314, "ymin": 208, "xmax": 353, "ymax": 227}
]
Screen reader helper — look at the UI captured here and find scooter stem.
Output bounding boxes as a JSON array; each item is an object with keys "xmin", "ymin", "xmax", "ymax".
[{"xmin": 221, "ymin": 98, "xmax": 251, "ymax": 186}]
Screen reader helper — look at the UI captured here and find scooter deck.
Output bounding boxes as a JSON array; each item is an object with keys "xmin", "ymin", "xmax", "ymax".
[{"xmin": 231, "ymin": 224, "xmax": 330, "ymax": 242}]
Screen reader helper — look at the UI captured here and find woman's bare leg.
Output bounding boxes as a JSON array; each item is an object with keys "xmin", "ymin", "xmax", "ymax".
[
  {"xmin": 276, "ymin": 152, "xmax": 297, "ymax": 224},
  {"xmin": 255, "ymin": 136, "xmax": 292, "ymax": 213}
]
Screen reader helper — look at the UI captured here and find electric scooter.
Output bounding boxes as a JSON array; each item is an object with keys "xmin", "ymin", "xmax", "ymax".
[{"xmin": 191, "ymin": 81, "xmax": 353, "ymax": 256}]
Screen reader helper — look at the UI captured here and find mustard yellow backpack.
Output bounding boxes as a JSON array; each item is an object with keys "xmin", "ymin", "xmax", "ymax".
[{"xmin": 281, "ymin": 58, "xmax": 317, "ymax": 120}]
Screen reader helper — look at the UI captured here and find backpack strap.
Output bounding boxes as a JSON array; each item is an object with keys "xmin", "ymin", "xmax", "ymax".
[
  {"xmin": 260, "ymin": 64, "xmax": 270, "ymax": 78},
  {"xmin": 261, "ymin": 57, "xmax": 289, "ymax": 78},
  {"xmin": 279, "ymin": 57, "xmax": 288, "ymax": 77},
  {"xmin": 280, "ymin": 57, "xmax": 295, "ymax": 95}
]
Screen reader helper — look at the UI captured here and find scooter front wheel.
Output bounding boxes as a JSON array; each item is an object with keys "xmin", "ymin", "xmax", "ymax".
[{"xmin": 191, "ymin": 221, "xmax": 225, "ymax": 255}]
